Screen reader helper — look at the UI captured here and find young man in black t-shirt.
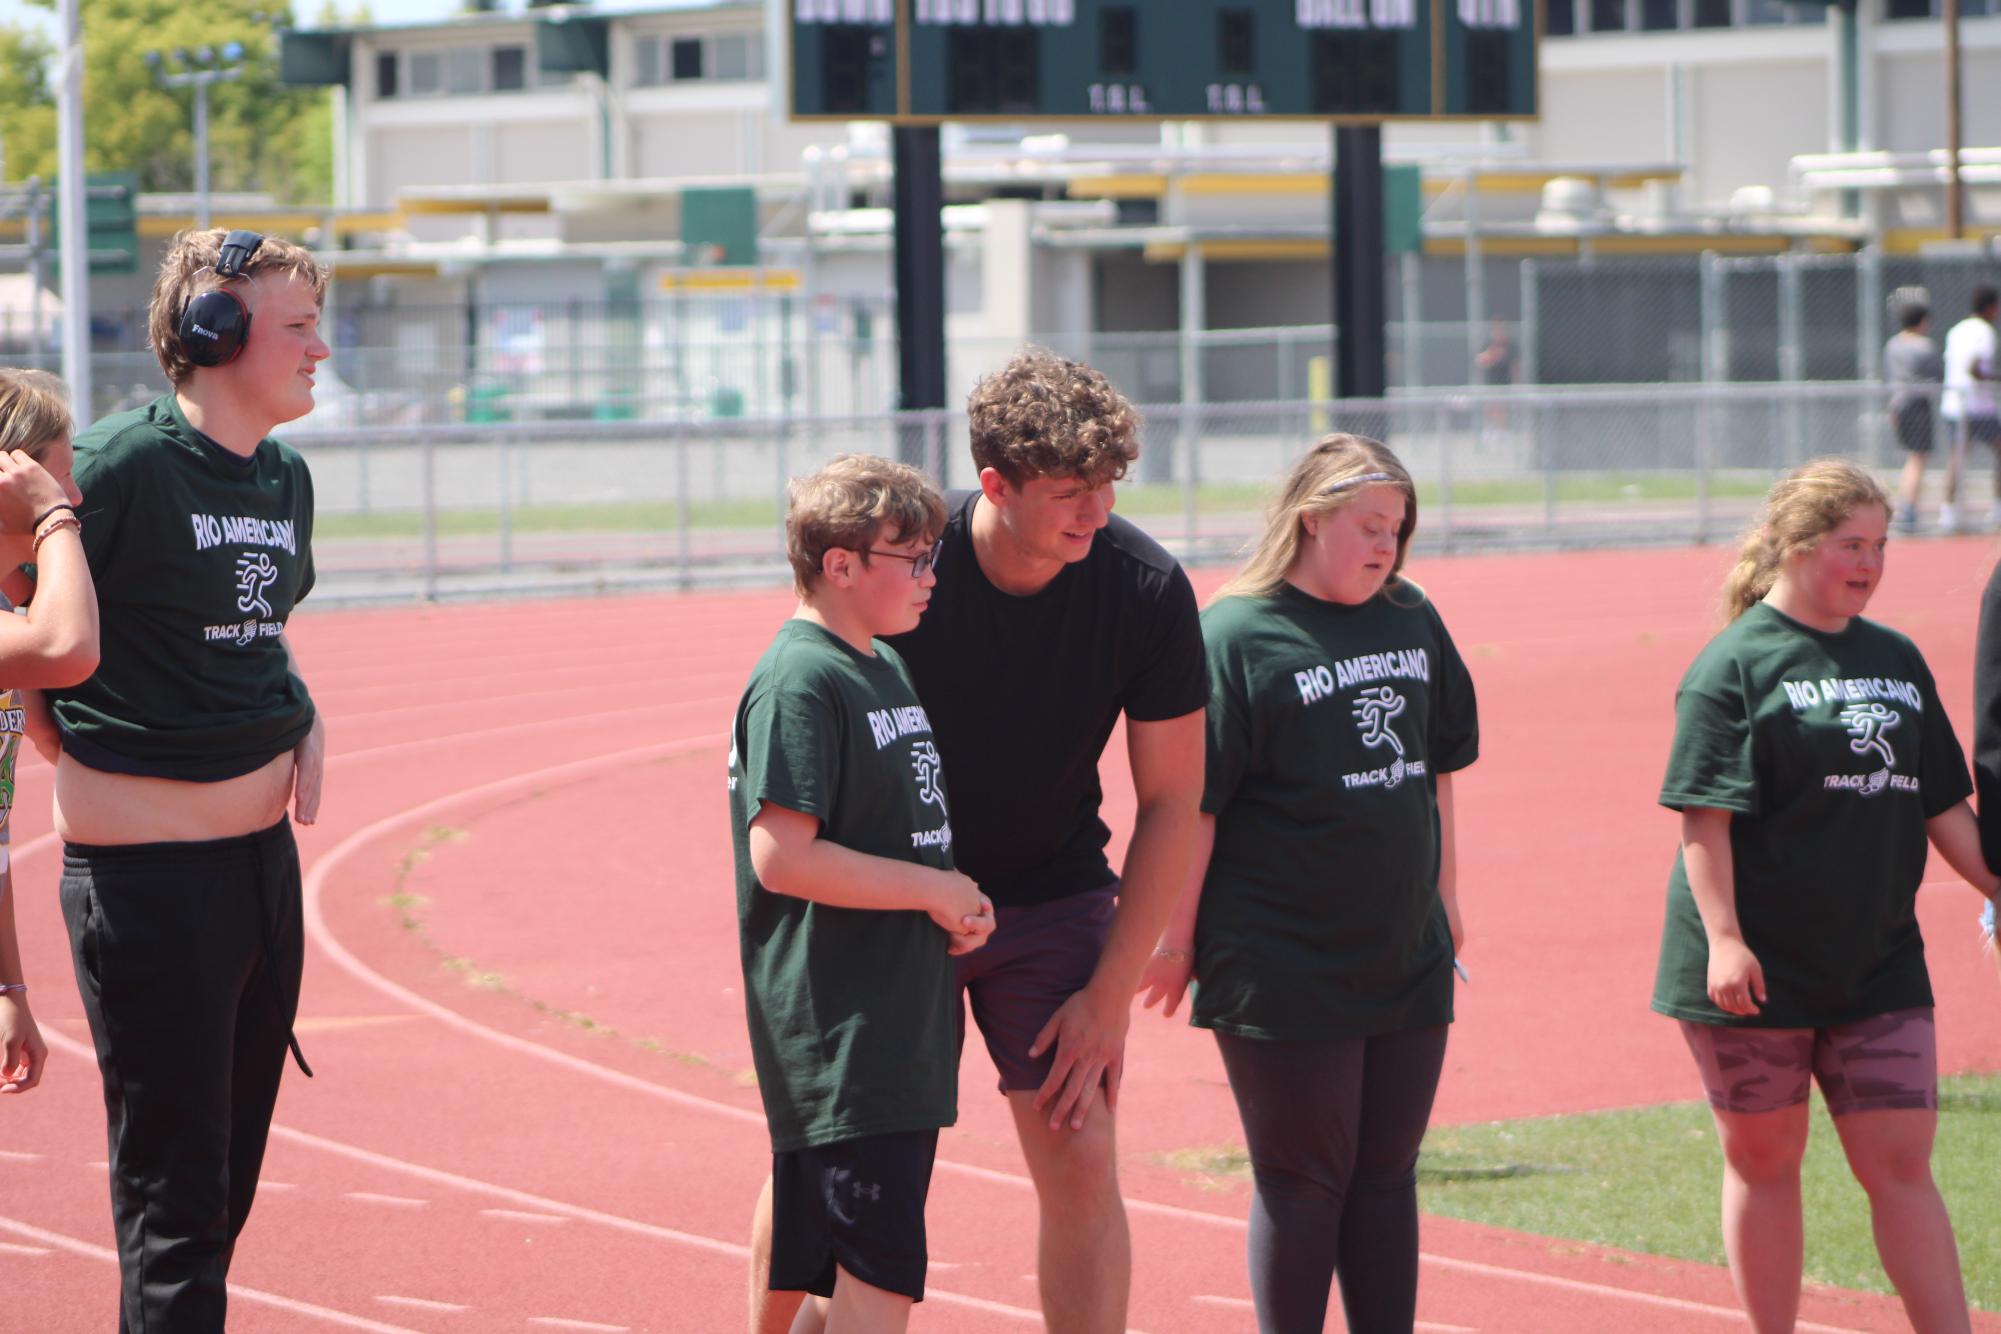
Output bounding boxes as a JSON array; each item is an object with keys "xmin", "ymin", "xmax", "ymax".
[
  {"xmin": 34, "ymin": 229, "xmax": 328, "ymax": 1331},
  {"xmin": 754, "ymin": 349, "xmax": 1206, "ymax": 1333}
]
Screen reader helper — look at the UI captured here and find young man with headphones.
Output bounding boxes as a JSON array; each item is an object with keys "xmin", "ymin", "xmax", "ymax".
[{"xmin": 32, "ymin": 227, "xmax": 329, "ymax": 1329}]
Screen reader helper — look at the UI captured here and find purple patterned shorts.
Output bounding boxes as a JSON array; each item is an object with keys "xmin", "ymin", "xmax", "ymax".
[{"xmin": 1678, "ymin": 1008, "xmax": 1938, "ymax": 1117}]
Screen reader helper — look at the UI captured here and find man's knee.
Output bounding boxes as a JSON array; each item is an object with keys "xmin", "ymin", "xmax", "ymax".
[{"xmin": 1013, "ymin": 1103, "xmax": 1119, "ymax": 1204}]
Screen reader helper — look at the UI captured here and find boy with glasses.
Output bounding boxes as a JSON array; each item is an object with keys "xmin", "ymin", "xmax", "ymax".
[{"xmin": 733, "ymin": 454, "xmax": 994, "ymax": 1333}]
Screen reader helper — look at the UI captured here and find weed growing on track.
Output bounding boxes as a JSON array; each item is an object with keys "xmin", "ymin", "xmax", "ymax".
[
  {"xmin": 1157, "ymin": 1076, "xmax": 2000, "ymax": 1310},
  {"xmin": 378, "ymin": 820, "xmax": 757, "ymax": 1084}
]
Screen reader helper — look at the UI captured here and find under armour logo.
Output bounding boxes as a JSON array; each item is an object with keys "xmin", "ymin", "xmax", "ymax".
[
  {"xmin": 1840, "ymin": 702, "xmax": 1900, "ymax": 768},
  {"xmin": 1351, "ymin": 686, "xmax": 1407, "ymax": 757},
  {"xmin": 910, "ymin": 740, "xmax": 947, "ymax": 814},
  {"xmin": 235, "ymin": 552, "xmax": 279, "ymax": 617},
  {"xmin": 851, "ymin": 1180, "xmax": 881, "ymax": 1203}
]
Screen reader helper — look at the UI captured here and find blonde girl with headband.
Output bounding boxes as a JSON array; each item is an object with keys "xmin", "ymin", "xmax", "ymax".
[
  {"xmin": 1138, "ymin": 435, "xmax": 1479, "ymax": 1333},
  {"xmin": 1653, "ymin": 457, "xmax": 1997, "ymax": 1333},
  {"xmin": 0, "ymin": 368, "xmax": 100, "ymax": 1097}
]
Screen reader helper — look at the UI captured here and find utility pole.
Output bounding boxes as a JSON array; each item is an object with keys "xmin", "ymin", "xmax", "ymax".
[
  {"xmin": 147, "ymin": 43, "xmax": 249, "ymax": 231},
  {"xmin": 56, "ymin": 0, "xmax": 89, "ymax": 421},
  {"xmin": 1947, "ymin": 0, "xmax": 1964, "ymax": 239}
]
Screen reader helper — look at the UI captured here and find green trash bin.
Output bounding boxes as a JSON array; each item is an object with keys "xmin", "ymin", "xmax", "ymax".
[
  {"xmin": 465, "ymin": 381, "xmax": 513, "ymax": 424},
  {"xmin": 710, "ymin": 385, "xmax": 744, "ymax": 419}
]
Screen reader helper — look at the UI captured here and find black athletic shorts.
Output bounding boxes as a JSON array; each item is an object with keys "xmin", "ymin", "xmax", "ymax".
[
  {"xmin": 1894, "ymin": 399, "xmax": 1936, "ymax": 455},
  {"xmin": 769, "ymin": 1129, "xmax": 938, "ymax": 1302}
]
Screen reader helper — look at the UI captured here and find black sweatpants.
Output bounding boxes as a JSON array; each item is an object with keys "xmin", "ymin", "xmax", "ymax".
[
  {"xmin": 60, "ymin": 819, "xmax": 305, "ymax": 1333},
  {"xmin": 1214, "ymin": 1025, "xmax": 1450, "ymax": 1334}
]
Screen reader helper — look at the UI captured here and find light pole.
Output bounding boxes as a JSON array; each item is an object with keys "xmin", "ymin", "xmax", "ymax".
[{"xmin": 146, "ymin": 42, "xmax": 248, "ymax": 231}]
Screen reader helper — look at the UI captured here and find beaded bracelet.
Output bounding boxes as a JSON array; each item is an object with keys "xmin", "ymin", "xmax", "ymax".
[
  {"xmin": 0, "ymin": 981, "xmax": 25, "ymax": 996},
  {"xmin": 31, "ymin": 514, "xmax": 80, "ymax": 556},
  {"xmin": 29, "ymin": 503, "xmax": 75, "ymax": 530}
]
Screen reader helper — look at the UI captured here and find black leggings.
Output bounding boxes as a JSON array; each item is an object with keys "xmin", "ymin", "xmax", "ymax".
[
  {"xmin": 60, "ymin": 819, "xmax": 306, "ymax": 1334},
  {"xmin": 1214, "ymin": 1025, "xmax": 1450, "ymax": 1334}
]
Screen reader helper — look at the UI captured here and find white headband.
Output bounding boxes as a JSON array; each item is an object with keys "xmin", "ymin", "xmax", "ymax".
[{"xmin": 1317, "ymin": 470, "xmax": 1396, "ymax": 497}]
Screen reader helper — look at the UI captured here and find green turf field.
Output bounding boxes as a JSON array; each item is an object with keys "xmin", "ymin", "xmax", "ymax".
[{"xmin": 1159, "ymin": 1073, "xmax": 2001, "ymax": 1311}]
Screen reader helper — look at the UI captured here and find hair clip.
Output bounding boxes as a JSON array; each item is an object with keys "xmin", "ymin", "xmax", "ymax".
[{"xmin": 1317, "ymin": 470, "xmax": 1396, "ymax": 496}]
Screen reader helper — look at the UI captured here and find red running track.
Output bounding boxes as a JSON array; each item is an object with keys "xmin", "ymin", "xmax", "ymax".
[{"xmin": 3, "ymin": 539, "xmax": 1999, "ymax": 1333}]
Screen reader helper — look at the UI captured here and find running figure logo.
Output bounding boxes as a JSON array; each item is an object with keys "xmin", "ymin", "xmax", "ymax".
[
  {"xmin": 235, "ymin": 552, "xmax": 279, "ymax": 617},
  {"xmin": 910, "ymin": 740, "xmax": 948, "ymax": 813},
  {"xmin": 1352, "ymin": 686, "xmax": 1407, "ymax": 757},
  {"xmin": 1840, "ymin": 702, "xmax": 1900, "ymax": 767}
]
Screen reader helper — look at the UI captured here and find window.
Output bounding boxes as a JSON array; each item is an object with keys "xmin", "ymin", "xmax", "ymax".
[
  {"xmin": 635, "ymin": 36, "xmax": 663, "ymax": 85},
  {"xmin": 672, "ymin": 37, "xmax": 704, "ymax": 80},
  {"xmin": 713, "ymin": 32, "xmax": 755, "ymax": 80},
  {"xmin": 1692, "ymin": 0, "xmax": 1730, "ymax": 25},
  {"xmin": 1546, "ymin": 0, "xmax": 1575, "ymax": 33},
  {"xmin": 1589, "ymin": 0, "xmax": 1626, "ymax": 29},
  {"xmin": 407, "ymin": 50, "xmax": 442, "ymax": 96},
  {"xmin": 1640, "ymin": 0, "xmax": 1676, "ymax": 27},
  {"xmin": 447, "ymin": 47, "xmax": 485, "ymax": 94},
  {"xmin": 376, "ymin": 51, "xmax": 399, "ymax": 97},
  {"xmin": 492, "ymin": 45, "xmax": 527, "ymax": 92}
]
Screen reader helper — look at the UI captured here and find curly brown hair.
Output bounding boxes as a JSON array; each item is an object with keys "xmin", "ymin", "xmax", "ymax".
[
  {"xmin": 966, "ymin": 348, "xmax": 1140, "ymax": 488},
  {"xmin": 148, "ymin": 229, "xmax": 328, "ymax": 386},
  {"xmin": 786, "ymin": 454, "xmax": 947, "ymax": 596}
]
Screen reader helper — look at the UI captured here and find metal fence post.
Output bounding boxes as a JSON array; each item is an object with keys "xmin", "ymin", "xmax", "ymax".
[
  {"xmin": 1180, "ymin": 403, "xmax": 1199, "ymax": 557},
  {"xmin": 1436, "ymin": 396, "xmax": 1454, "ymax": 553},
  {"xmin": 497, "ymin": 432, "xmax": 514, "ymax": 574},
  {"xmin": 1778, "ymin": 252, "xmax": 1805, "ymax": 464},
  {"xmin": 924, "ymin": 411, "xmax": 944, "ymax": 484},
  {"xmin": 1401, "ymin": 251, "xmax": 1423, "ymax": 389},
  {"xmin": 675, "ymin": 420, "xmax": 692, "ymax": 591},
  {"xmin": 1856, "ymin": 246, "xmax": 1884, "ymax": 383},
  {"xmin": 420, "ymin": 428, "xmax": 438, "ymax": 602}
]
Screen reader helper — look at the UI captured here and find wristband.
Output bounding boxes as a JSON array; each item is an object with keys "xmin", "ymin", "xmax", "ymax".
[
  {"xmin": 1151, "ymin": 946, "xmax": 1192, "ymax": 963},
  {"xmin": 0, "ymin": 982, "xmax": 25, "ymax": 996},
  {"xmin": 29, "ymin": 503, "xmax": 74, "ymax": 530},
  {"xmin": 31, "ymin": 515, "xmax": 80, "ymax": 556}
]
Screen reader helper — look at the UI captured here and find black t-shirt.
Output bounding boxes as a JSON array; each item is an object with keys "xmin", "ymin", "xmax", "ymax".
[
  {"xmin": 1976, "ymin": 559, "xmax": 2001, "ymax": 870},
  {"xmin": 884, "ymin": 492, "xmax": 1207, "ymax": 907}
]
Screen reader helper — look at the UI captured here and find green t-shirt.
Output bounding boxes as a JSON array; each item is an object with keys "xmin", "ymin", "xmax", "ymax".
[
  {"xmin": 48, "ymin": 396, "xmax": 316, "ymax": 782},
  {"xmin": 1651, "ymin": 602, "xmax": 1972, "ymax": 1028},
  {"xmin": 729, "ymin": 619, "xmax": 959, "ymax": 1152},
  {"xmin": 1191, "ymin": 583, "xmax": 1480, "ymax": 1041}
]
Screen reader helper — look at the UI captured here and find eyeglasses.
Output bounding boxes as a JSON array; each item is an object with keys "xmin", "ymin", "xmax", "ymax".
[{"xmin": 865, "ymin": 544, "xmax": 940, "ymax": 578}]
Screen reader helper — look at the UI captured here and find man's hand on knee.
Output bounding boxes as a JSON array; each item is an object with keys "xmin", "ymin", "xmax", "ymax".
[{"xmin": 1028, "ymin": 984, "xmax": 1128, "ymax": 1132}]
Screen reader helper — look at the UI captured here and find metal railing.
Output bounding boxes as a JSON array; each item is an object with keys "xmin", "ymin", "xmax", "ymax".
[{"xmin": 283, "ymin": 379, "xmax": 1948, "ymax": 604}]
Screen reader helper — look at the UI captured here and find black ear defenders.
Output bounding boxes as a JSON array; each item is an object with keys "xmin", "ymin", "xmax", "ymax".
[{"xmin": 177, "ymin": 230, "xmax": 266, "ymax": 368}]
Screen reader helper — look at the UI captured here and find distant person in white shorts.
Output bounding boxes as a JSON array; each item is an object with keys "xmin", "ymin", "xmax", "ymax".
[{"xmin": 1938, "ymin": 284, "xmax": 1999, "ymax": 532}]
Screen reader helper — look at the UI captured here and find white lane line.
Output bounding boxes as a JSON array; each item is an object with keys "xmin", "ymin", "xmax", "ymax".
[
  {"xmin": 0, "ymin": 1213, "xmax": 425, "ymax": 1333},
  {"xmin": 346, "ymin": 1192, "xmax": 429, "ymax": 1209},
  {"xmin": 287, "ymin": 734, "xmax": 1842, "ymax": 1328},
  {"xmin": 0, "ymin": 1149, "xmax": 43, "ymax": 1163},
  {"xmin": 480, "ymin": 1208, "xmax": 568, "ymax": 1225},
  {"xmin": 1420, "ymin": 1255, "xmax": 1867, "ymax": 1333},
  {"xmin": 527, "ymin": 1319, "xmax": 629, "ymax": 1333},
  {"xmin": 376, "ymin": 1295, "xmax": 471, "ymax": 1313},
  {"xmin": 0, "ymin": 1241, "xmax": 52, "ymax": 1257},
  {"xmin": 258, "ymin": 1181, "xmax": 298, "ymax": 1192}
]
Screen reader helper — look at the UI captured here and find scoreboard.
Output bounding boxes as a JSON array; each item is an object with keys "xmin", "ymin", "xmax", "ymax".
[{"xmin": 789, "ymin": 0, "xmax": 1536, "ymax": 123}]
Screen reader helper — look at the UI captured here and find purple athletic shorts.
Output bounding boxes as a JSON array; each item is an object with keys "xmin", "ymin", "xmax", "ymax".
[
  {"xmin": 1678, "ymin": 1007, "xmax": 1938, "ymax": 1117},
  {"xmin": 953, "ymin": 884, "xmax": 1116, "ymax": 1094}
]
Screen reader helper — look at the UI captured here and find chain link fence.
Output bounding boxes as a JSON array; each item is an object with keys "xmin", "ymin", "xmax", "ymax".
[{"xmin": 285, "ymin": 380, "xmax": 1945, "ymax": 604}]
